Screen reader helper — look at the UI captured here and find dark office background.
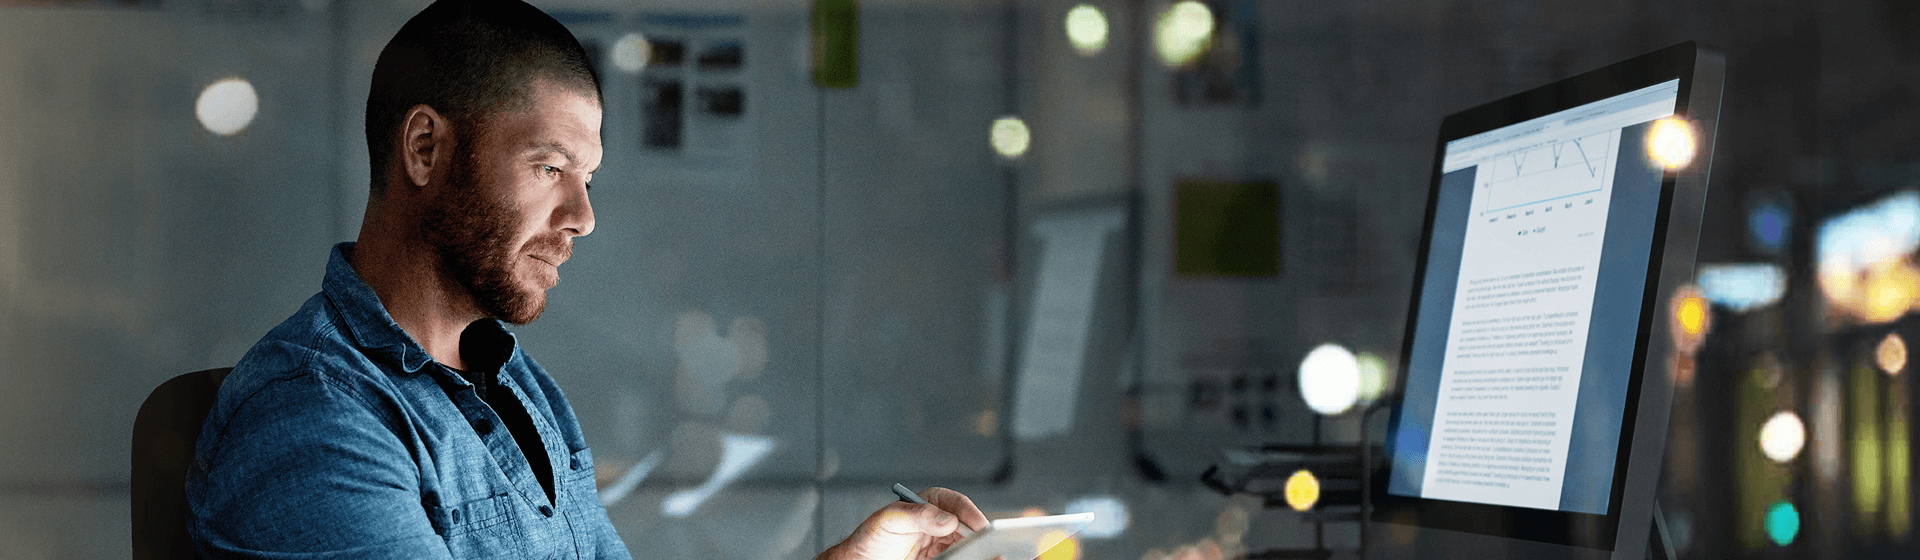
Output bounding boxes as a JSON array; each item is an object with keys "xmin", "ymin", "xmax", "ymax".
[{"xmin": 2, "ymin": 0, "xmax": 1917, "ymax": 558}]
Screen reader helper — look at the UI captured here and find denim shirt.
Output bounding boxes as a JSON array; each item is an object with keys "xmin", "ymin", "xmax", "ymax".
[{"xmin": 186, "ymin": 243, "xmax": 632, "ymax": 560}]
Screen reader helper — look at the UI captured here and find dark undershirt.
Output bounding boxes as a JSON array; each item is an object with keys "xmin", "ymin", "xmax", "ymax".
[{"xmin": 454, "ymin": 322, "xmax": 555, "ymax": 505}]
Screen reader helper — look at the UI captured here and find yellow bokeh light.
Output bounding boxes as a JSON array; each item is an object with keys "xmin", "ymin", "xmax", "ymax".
[
  {"xmin": 1647, "ymin": 117, "xmax": 1696, "ymax": 170},
  {"xmin": 1037, "ymin": 531, "xmax": 1080, "ymax": 560},
  {"xmin": 1860, "ymin": 260, "xmax": 1920, "ymax": 324},
  {"xmin": 1154, "ymin": 0, "xmax": 1214, "ymax": 68},
  {"xmin": 991, "ymin": 116, "xmax": 1031, "ymax": 159},
  {"xmin": 1677, "ymin": 294, "xmax": 1709, "ymax": 339},
  {"xmin": 1065, "ymin": 4, "xmax": 1109, "ymax": 56},
  {"xmin": 1881, "ymin": 333, "xmax": 1909, "ymax": 376},
  {"xmin": 1283, "ymin": 469, "xmax": 1320, "ymax": 511}
]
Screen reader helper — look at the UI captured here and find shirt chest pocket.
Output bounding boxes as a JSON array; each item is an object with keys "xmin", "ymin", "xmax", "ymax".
[{"xmin": 428, "ymin": 493, "xmax": 529, "ymax": 558}]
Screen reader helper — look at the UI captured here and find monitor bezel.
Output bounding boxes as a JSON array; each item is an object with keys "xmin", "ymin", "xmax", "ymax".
[{"xmin": 1371, "ymin": 41, "xmax": 1724, "ymax": 556}]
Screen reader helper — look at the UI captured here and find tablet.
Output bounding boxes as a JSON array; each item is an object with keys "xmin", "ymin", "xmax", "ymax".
[
  {"xmin": 931, "ymin": 512, "xmax": 1097, "ymax": 560},
  {"xmin": 1372, "ymin": 42, "xmax": 1723, "ymax": 558}
]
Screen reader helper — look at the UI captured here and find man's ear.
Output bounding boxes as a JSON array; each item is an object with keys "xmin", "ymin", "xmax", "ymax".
[{"xmin": 399, "ymin": 104, "xmax": 451, "ymax": 189}]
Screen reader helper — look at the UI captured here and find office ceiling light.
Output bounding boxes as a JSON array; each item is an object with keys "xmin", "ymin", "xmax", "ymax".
[
  {"xmin": 196, "ymin": 78, "xmax": 258, "ymax": 136},
  {"xmin": 1153, "ymin": 0, "xmax": 1213, "ymax": 68},
  {"xmin": 1298, "ymin": 343, "xmax": 1360, "ymax": 415},
  {"xmin": 1065, "ymin": 5, "xmax": 1109, "ymax": 57}
]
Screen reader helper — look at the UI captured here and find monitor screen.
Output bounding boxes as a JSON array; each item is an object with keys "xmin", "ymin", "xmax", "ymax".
[
  {"xmin": 1388, "ymin": 79, "xmax": 1678, "ymax": 514},
  {"xmin": 1373, "ymin": 42, "xmax": 1723, "ymax": 558}
]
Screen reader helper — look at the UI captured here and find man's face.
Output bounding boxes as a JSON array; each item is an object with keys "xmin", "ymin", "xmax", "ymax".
[{"xmin": 422, "ymin": 80, "xmax": 602, "ymax": 325}]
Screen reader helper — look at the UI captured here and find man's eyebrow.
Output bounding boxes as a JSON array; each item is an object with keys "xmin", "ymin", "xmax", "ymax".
[{"xmin": 525, "ymin": 141, "xmax": 601, "ymax": 173}]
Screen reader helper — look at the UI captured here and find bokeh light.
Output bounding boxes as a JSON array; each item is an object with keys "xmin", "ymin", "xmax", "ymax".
[
  {"xmin": 196, "ymin": 78, "xmax": 259, "ymax": 136},
  {"xmin": 1881, "ymin": 333, "xmax": 1909, "ymax": 376},
  {"xmin": 1065, "ymin": 496, "xmax": 1128, "ymax": 538},
  {"xmin": 1697, "ymin": 264, "xmax": 1785, "ymax": 312},
  {"xmin": 1765, "ymin": 501, "xmax": 1800, "ymax": 546},
  {"xmin": 1153, "ymin": 1, "xmax": 1214, "ymax": 68},
  {"xmin": 1283, "ymin": 469, "xmax": 1320, "ymax": 511},
  {"xmin": 1355, "ymin": 351, "xmax": 1392, "ymax": 403},
  {"xmin": 1298, "ymin": 343, "xmax": 1361, "ymax": 415},
  {"xmin": 1065, "ymin": 4, "xmax": 1109, "ymax": 56},
  {"xmin": 1749, "ymin": 202, "xmax": 1791, "ymax": 253},
  {"xmin": 1758, "ymin": 411, "xmax": 1806, "ymax": 463},
  {"xmin": 1860, "ymin": 260, "xmax": 1920, "ymax": 324},
  {"xmin": 1676, "ymin": 292, "xmax": 1710, "ymax": 343},
  {"xmin": 1816, "ymin": 192, "xmax": 1920, "ymax": 323},
  {"xmin": 1647, "ymin": 117, "xmax": 1696, "ymax": 169},
  {"xmin": 1037, "ymin": 530, "xmax": 1080, "ymax": 560},
  {"xmin": 609, "ymin": 32, "xmax": 651, "ymax": 74},
  {"xmin": 991, "ymin": 116, "xmax": 1031, "ymax": 159}
]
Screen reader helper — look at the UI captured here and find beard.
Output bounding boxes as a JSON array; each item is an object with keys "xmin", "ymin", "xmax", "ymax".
[{"xmin": 419, "ymin": 140, "xmax": 569, "ymax": 326}]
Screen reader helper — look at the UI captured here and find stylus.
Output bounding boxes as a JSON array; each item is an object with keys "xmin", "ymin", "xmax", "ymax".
[{"xmin": 892, "ymin": 483, "xmax": 977, "ymax": 536}]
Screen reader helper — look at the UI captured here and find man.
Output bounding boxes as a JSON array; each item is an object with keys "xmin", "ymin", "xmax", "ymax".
[{"xmin": 185, "ymin": 1, "xmax": 987, "ymax": 558}]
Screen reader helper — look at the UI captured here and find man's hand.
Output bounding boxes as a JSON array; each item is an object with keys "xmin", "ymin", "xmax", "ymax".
[{"xmin": 816, "ymin": 487, "xmax": 991, "ymax": 560}]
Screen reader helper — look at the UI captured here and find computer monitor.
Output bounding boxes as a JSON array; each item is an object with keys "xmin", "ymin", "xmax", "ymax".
[{"xmin": 1372, "ymin": 42, "xmax": 1724, "ymax": 559}]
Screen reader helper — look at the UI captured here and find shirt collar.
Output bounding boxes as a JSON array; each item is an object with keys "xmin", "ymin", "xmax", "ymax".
[{"xmin": 322, "ymin": 242, "xmax": 521, "ymax": 375}]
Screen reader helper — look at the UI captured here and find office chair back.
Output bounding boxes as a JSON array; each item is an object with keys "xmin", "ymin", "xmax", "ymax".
[{"xmin": 131, "ymin": 367, "xmax": 230, "ymax": 560}]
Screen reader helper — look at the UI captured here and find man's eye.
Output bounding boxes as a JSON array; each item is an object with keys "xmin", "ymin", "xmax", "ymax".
[{"xmin": 542, "ymin": 165, "xmax": 562, "ymax": 176}]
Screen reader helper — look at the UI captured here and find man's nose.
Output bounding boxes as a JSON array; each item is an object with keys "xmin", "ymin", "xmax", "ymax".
[{"xmin": 558, "ymin": 180, "xmax": 594, "ymax": 238}]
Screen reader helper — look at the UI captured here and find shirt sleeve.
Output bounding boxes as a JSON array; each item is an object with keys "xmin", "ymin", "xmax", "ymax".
[{"xmin": 188, "ymin": 371, "xmax": 456, "ymax": 560}]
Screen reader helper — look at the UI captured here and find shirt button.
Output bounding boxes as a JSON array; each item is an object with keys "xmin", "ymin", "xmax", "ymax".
[
  {"xmin": 450, "ymin": 508, "xmax": 462, "ymax": 524},
  {"xmin": 569, "ymin": 458, "xmax": 580, "ymax": 470},
  {"xmin": 539, "ymin": 505, "xmax": 554, "ymax": 517},
  {"xmin": 474, "ymin": 419, "xmax": 493, "ymax": 435}
]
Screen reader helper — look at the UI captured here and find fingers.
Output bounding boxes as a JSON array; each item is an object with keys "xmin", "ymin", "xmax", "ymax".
[
  {"xmin": 919, "ymin": 487, "xmax": 990, "ymax": 533},
  {"xmin": 868, "ymin": 501, "xmax": 964, "ymax": 537}
]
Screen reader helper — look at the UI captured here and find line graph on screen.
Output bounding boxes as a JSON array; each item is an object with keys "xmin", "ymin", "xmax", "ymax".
[{"xmin": 1480, "ymin": 130, "xmax": 1616, "ymax": 215}]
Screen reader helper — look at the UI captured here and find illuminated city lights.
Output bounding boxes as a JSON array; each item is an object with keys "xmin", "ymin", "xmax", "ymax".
[
  {"xmin": 1283, "ymin": 469, "xmax": 1320, "ymax": 511},
  {"xmin": 1881, "ymin": 333, "xmax": 1908, "ymax": 376},
  {"xmin": 196, "ymin": 78, "xmax": 259, "ymax": 136},
  {"xmin": 990, "ymin": 116, "xmax": 1031, "ymax": 159},
  {"xmin": 1646, "ymin": 117, "xmax": 1696, "ymax": 169},
  {"xmin": 1758, "ymin": 411, "xmax": 1805, "ymax": 463},
  {"xmin": 1355, "ymin": 351, "xmax": 1392, "ymax": 403},
  {"xmin": 1697, "ymin": 264, "xmax": 1785, "ymax": 312},
  {"xmin": 609, "ymin": 32, "xmax": 651, "ymax": 74},
  {"xmin": 1298, "ymin": 343, "xmax": 1361, "ymax": 415},
  {"xmin": 1065, "ymin": 496, "xmax": 1128, "ymax": 538},
  {"xmin": 1065, "ymin": 4, "xmax": 1109, "ymax": 56},
  {"xmin": 1153, "ymin": 1, "xmax": 1214, "ymax": 67},
  {"xmin": 1765, "ymin": 501, "xmax": 1799, "ymax": 546}
]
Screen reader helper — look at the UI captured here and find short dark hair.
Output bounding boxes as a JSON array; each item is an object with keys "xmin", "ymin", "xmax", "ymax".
[{"xmin": 365, "ymin": 0, "xmax": 602, "ymax": 199}]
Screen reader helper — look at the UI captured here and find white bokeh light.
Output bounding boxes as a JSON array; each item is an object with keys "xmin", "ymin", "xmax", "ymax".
[
  {"xmin": 1153, "ymin": 0, "xmax": 1214, "ymax": 67},
  {"xmin": 1298, "ymin": 344, "xmax": 1361, "ymax": 415},
  {"xmin": 196, "ymin": 78, "xmax": 258, "ymax": 136},
  {"xmin": 1758, "ymin": 411, "xmax": 1806, "ymax": 463},
  {"xmin": 610, "ymin": 32, "xmax": 651, "ymax": 74},
  {"xmin": 1065, "ymin": 4, "xmax": 1109, "ymax": 56},
  {"xmin": 990, "ymin": 116, "xmax": 1031, "ymax": 159}
]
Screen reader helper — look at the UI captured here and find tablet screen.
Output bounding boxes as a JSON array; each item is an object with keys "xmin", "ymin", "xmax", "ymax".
[{"xmin": 1385, "ymin": 79, "xmax": 1680, "ymax": 514}]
